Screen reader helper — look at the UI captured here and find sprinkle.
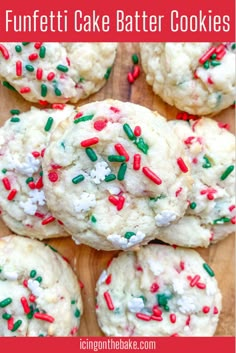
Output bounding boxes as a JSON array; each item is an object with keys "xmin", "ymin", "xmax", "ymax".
[
  {"xmin": 177, "ymin": 158, "xmax": 188, "ymax": 173},
  {"xmin": 7, "ymin": 189, "xmax": 17, "ymax": 200},
  {"xmin": 132, "ymin": 54, "xmax": 139, "ymax": 64},
  {"xmin": 110, "ymin": 106, "xmax": 120, "ymax": 113},
  {"xmin": 104, "ymin": 67, "xmax": 112, "ymax": 80},
  {"xmin": 132, "ymin": 65, "xmax": 140, "ymax": 79},
  {"xmin": 199, "ymin": 47, "xmax": 216, "ymax": 64},
  {"xmin": 220, "ymin": 165, "xmax": 234, "ymax": 180},
  {"xmin": 41, "ymin": 84, "xmax": 47, "ymax": 97},
  {"xmin": 104, "ymin": 291, "xmax": 114, "ymax": 310},
  {"xmin": 21, "ymin": 297, "xmax": 30, "ymax": 314},
  {"xmin": 54, "ymin": 87, "xmax": 62, "ymax": 96},
  {"xmin": 10, "ymin": 109, "xmax": 20, "ymax": 115},
  {"xmin": 214, "ymin": 306, "xmax": 219, "ymax": 315},
  {"xmin": 52, "ymin": 103, "xmax": 65, "ymax": 110},
  {"xmin": 229, "ymin": 205, "xmax": 236, "ymax": 212},
  {"xmin": 16, "ymin": 61, "xmax": 22, "ymax": 76},
  {"xmin": 196, "ymin": 282, "xmax": 206, "ymax": 289},
  {"xmin": 30, "ymin": 270, "xmax": 37, "ymax": 278},
  {"xmin": 39, "ymin": 46, "xmax": 46, "ymax": 58},
  {"xmin": 94, "ymin": 119, "xmax": 107, "ymax": 131},
  {"xmin": 34, "ymin": 42, "xmax": 42, "ymax": 49},
  {"xmin": 34, "ymin": 313, "xmax": 55, "ymax": 323},
  {"xmin": 170, "ymin": 314, "xmax": 176, "ymax": 324},
  {"xmin": 25, "ymin": 64, "xmax": 34, "ymax": 72},
  {"xmin": 47, "ymin": 72, "xmax": 55, "ymax": 81},
  {"xmin": 189, "ymin": 202, "xmax": 197, "ymax": 209},
  {"xmin": 203, "ymin": 61, "xmax": 210, "ymax": 69},
  {"xmin": 48, "ymin": 171, "xmax": 58, "ymax": 182},
  {"xmin": 108, "ymin": 195, "xmax": 118, "ymax": 206},
  {"xmin": 114, "ymin": 144, "xmax": 129, "ymax": 161},
  {"xmin": 127, "ymin": 72, "xmax": 134, "ymax": 83},
  {"xmin": 215, "ymin": 44, "xmax": 225, "ymax": 54},
  {"xmin": 175, "ymin": 187, "xmax": 183, "ymax": 197},
  {"xmin": 29, "ymin": 53, "xmax": 38, "ymax": 61},
  {"xmin": 74, "ymin": 114, "xmax": 94, "ymax": 124},
  {"xmin": 105, "ymin": 274, "xmax": 112, "ymax": 285},
  {"xmin": 34, "ymin": 212, "xmax": 44, "ymax": 219},
  {"xmin": 150, "ymin": 283, "xmax": 159, "ymax": 293},
  {"xmin": 7, "ymin": 318, "xmax": 14, "ymax": 330},
  {"xmin": 117, "ymin": 163, "xmax": 127, "ymax": 181},
  {"xmin": 218, "ymin": 122, "xmax": 230, "ymax": 130},
  {"xmin": 39, "ymin": 100, "xmax": 48, "ymax": 106},
  {"xmin": 202, "ymin": 155, "xmax": 212, "ymax": 168},
  {"xmin": 32, "ymin": 151, "xmax": 40, "ymax": 158},
  {"xmin": 133, "ymin": 154, "xmax": 141, "ymax": 170},
  {"xmin": 90, "ymin": 215, "xmax": 97, "ymax": 223},
  {"xmin": 211, "ymin": 60, "xmax": 221, "ymax": 67},
  {"xmin": 74, "ymin": 308, "xmax": 80, "ymax": 318},
  {"xmin": 22, "ymin": 42, "xmax": 30, "ymax": 46},
  {"xmin": 152, "ymin": 306, "xmax": 162, "ymax": 317},
  {"xmin": 79, "ymin": 280, "xmax": 84, "ymax": 289},
  {"xmin": 72, "ymin": 175, "xmax": 84, "ymax": 184},
  {"xmin": 0, "ymin": 44, "xmax": 10, "ymax": 59},
  {"xmin": 41, "ymin": 216, "xmax": 56, "ymax": 225},
  {"xmin": 136, "ymin": 313, "xmax": 151, "ymax": 321},
  {"xmin": 134, "ymin": 126, "xmax": 141, "ymax": 137},
  {"xmin": 124, "ymin": 232, "xmax": 136, "ymax": 239},
  {"xmin": 186, "ymin": 315, "xmax": 191, "ymax": 326},
  {"xmin": 1, "ymin": 169, "xmax": 7, "ymax": 174},
  {"xmin": 36, "ymin": 276, "xmax": 42, "ymax": 283},
  {"xmin": 216, "ymin": 50, "xmax": 226, "ymax": 60},
  {"xmin": 207, "ymin": 77, "xmax": 214, "ymax": 84},
  {"xmin": 151, "ymin": 315, "xmax": 163, "ymax": 321},
  {"xmin": 180, "ymin": 261, "xmax": 185, "ymax": 271},
  {"xmin": 231, "ymin": 216, "xmax": 236, "ymax": 224},
  {"xmin": 117, "ymin": 196, "xmax": 125, "ymax": 211},
  {"xmin": 2, "ymin": 313, "xmax": 11, "ymax": 320},
  {"xmin": 202, "ymin": 306, "xmax": 210, "ymax": 314},
  {"xmin": 105, "ymin": 174, "xmax": 116, "ymax": 182},
  {"xmin": 11, "ymin": 320, "xmax": 22, "ymax": 332},
  {"xmin": 20, "ymin": 87, "xmax": 31, "ymax": 94},
  {"xmin": 108, "ymin": 155, "xmax": 126, "ymax": 162},
  {"xmin": 28, "ymin": 181, "xmax": 36, "ymax": 189},
  {"xmin": 44, "ymin": 117, "xmax": 54, "ymax": 131},
  {"xmin": 213, "ymin": 217, "xmax": 230, "ymax": 224},
  {"xmin": 81, "ymin": 137, "xmax": 99, "ymax": 148},
  {"xmin": 2, "ymin": 177, "xmax": 11, "ymax": 190},
  {"xmin": 0, "ymin": 298, "xmax": 12, "ymax": 308},
  {"xmin": 142, "ymin": 167, "xmax": 162, "ymax": 185},
  {"xmin": 85, "ymin": 147, "xmax": 97, "ymax": 162},
  {"xmin": 23, "ymin": 279, "xmax": 28, "ymax": 287},
  {"xmin": 57, "ymin": 64, "xmax": 69, "ymax": 72},
  {"xmin": 15, "ymin": 45, "xmax": 22, "ymax": 53},
  {"xmin": 135, "ymin": 137, "xmax": 149, "ymax": 154},
  {"xmin": 29, "ymin": 295, "xmax": 36, "ymax": 302},
  {"xmin": 203, "ymin": 263, "xmax": 215, "ymax": 277},
  {"xmin": 190, "ymin": 275, "xmax": 201, "ymax": 287},
  {"xmin": 123, "ymin": 123, "xmax": 135, "ymax": 140}
]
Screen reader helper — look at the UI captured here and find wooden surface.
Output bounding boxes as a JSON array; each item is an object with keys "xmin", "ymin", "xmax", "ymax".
[{"xmin": 0, "ymin": 43, "xmax": 234, "ymax": 336}]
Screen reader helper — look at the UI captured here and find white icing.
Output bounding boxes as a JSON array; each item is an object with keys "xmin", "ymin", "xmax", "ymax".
[
  {"xmin": 107, "ymin": 232, "xmax": 145, "ymax": 249},
  {"xmin": 28, "ymin": 190, "xmax": 46, "ymax": 206},
  {"xmin": 147, "ymin": 259, "xmax": 164, "ymax": 276},
  {"xmin": 27, "ymin": 279, "xmax": 43, "ymax": 296},
  {"xmin": 172, "ymin": 278, "xmax": 186, "ymax": 295},
  {"xmin": 90, "ymin": 161, "xmax": 111, "ymax": 184},
  {"xmin": 177, "ymin": 296, "xmax": 196, "ymax": 314},
  {"xmin": 13, "ymin": 154, "xmax": 41, "ymax": 176},
  {"xmin": 155, "ymin": 210, "xmax": 177, "ymax": 226},
  {"xmin": 127, "ymin": 298, "xmax": 144, "ymax": 313},
  {"xmin": 3, "ymin": 271, "xmax": 18, "ymax": 281},
  {"xmin": 74, "ymin": 192, "xmax": 96, "ymax": 212},
  {"xmin": 19, "ymin": 200, "xmax": 38, "ymax": 215}
]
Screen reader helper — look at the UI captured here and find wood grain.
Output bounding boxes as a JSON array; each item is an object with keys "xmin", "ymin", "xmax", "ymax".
[{"xmin": 0, "ymin": 43, "xmax": 234, "ymax": 336}]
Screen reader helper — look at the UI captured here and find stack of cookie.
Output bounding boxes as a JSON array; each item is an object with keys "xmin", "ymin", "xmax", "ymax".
[{"xmin": 0, "ymin": 42, "xmax": 235, "ymax": 337}]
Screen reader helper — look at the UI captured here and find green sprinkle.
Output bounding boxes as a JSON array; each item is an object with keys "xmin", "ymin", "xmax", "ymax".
[
  {"xmin": 57, "ymin": 64, "xmax": 69, "ymax": 72},
  {"xmin": 44, "ymin": 117, "xmax": 54, "ymax": 132},
  {"xmin": 48, "ymin": 245, "xmax": 58, "ymax": 252},
  {"xmin": 139, "ymin": 295, "xmax": 147, "ymax": 304},
  {"xmin": 220, "ymin": 165, "xmax": 234, "ymax": 180},
  {"xmin": 72, "ymin": 175, "xmax": 84, "ymax": 184},
  {"xmin": 157, "ymin": 294, "xmax": 168, "ymax": 307},
  {"xmin": 79, "ymin": 77, "xmax": 85, "ymax": 82},
  {"xmin": 108, "ymin": 155, "xmax": 126, "ymax": 162},
  {"xmin": 25, "ymin": 64, "xmax": 34, "ymax": 72},
  {"xmin": 135, "ymin": 137, "xmax": 149, "ymax": 154},
  {"xmin": 203, "ymin": 60, "xmax": 210, "ymax": 69},
  {"xmin": 61, "ymin": 142, "xmax": 65, "ymax": 149},
  {"xmin": 117, "ymin": 162, "xmax": 127, "ymax": 181},
  {"xmin": 123, "ymin": 123, "xmax": 135, "ymax": 141},
  {"xmin": 2, "ymin": 169, "xmax": 7, "ymax": 174},
  {"xmin": 0, "ymin": 298, "xmax": 12, "ymax": 308},
  {"xmin": 54, "ymin": 87, "xmax": 62, "ymax": 96},
  {"xmin": 10, "ymin": 117, "xmax": 20, "ymax": 123},
  {"xmin": 104, "ymin": 67, "xmax": 112, "ymax": 80},
  {"xmin": 202, "ymin": 155, "xmax": 212, "ymax": 168},
  {"xmin": 91, "ymin": 215, "xmax": 97, "ymax": 223},
  {"xmin": 124, "ymin": 232, "xmax": 135, "ymax": 239},
  {"xmin": 41, "ymin": 84, "xmax": 48, "ymax": 97},
  {"xmin": 26, "ymin": 177, "xmax": 34, "ymax": 184},
  {"xmin": 164, "ymin": 305, "xmax": 169, "ymax": 312},
  {"xmin": 203, "ymin": 263, "xmax": 215, "ymax": 277},
  {"xmin": 3, "ymin": 81, "xmax": 17, "ymax": 91},
  {"xmin": 22, "ymin": 42, "xmax": 30, "ymax": 46},
  {"xmin": 35, "ymin": 276, "xmax": 42, "ymax": 283},
  {"xmin": 71, "ymin": 299, "xmax": 76, "ymax": 305},
  {"xmin": 213, "ymin": 217, "xmax": 231, "ymax": 224},
  {"xmin": 74, "ymin": 114, "xmax": 94, "ymax": 124},
  {"xmin": 74, "ymin": 308, "xmax": 80, "ymax": 318},
  {"xmin": 2, "ymin": 313, "xmax": 11, "ymax": 320},
  {"xmin": 39, "ymin": 46, "xmax": 46, "ymax": 58},
  {"xmin": 85, "ymin": 147, "xmax": 97, "ymax": 162},
  {"xmin": 11, "ymin": 320, "xmax": 22, "ymax": 332},
  {"xmin": 190, "ymin": 202, "xmax": 197, "ymax": 209},
  {"xmin": 38, "ymin": 334, "xmax": 45, "ymax": 337},
  {"xmin": 15, "ymin": 45, "xmax": 22, "ymax": 53},
  {"xmin": 27, "ymin": 306, "xmax": 34, "ymax": 319},
  {"xmin": 10, "ymin": 109, "xmax": 20, "ymax": 115},
  {"xmin": 39, "ymin": 171, "xmax": 43, "ymax": 176},
  {"xmin": 105, "ymin": 174, "xmax": 116, "ymax": 182},
  {"xmin": 132, "ymin": 54, "xmax": 139, "ymax": 64},
  {"xmin": 30, "ymin": 270, "xmax": 37, "ymax": 278},
  {"xmin": 210, "ymin": 53, "xmax": 217, "ymax": 59},
  {"xmin": 149, "ymin": 194, "xmax": 166, "ymax": 201},
  {"xmin": 211, "ymin": 60, "xmax": 221, "ymax": 67},
  {"xmin": 231, "ymin": 43, "xmax": 236, "ymax": 50},
  {"xmin": 114, "ymin": 308, "xmax": 120, "ymax": 314}
]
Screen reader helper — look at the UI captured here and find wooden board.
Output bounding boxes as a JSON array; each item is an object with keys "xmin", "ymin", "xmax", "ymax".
[{"xmin": 0, "ymin": 43, "xmax": 234, "ymax": 336}]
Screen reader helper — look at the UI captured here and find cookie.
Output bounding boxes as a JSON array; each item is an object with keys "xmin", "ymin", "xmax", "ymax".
[
  {"xmin": 0, "ymin": 42, "xmax": 117, "ymax": 103},
  {"xmin": 42, "ymin": 99, "xmax": 192, "ymax": 250},
  {"xmin": 157, "ymin": 118, "xmax": 235, "ymax": 247},
  {"xmin": 0, "ymin": 235, "xmax": 82, "ymax": 336},
  {"xmin": 0, "ymin": 104, "xmax": 76, "ymax": 239},
  {"xmin": 140, "ymin": 42, "xmax": 236, "ymax": 116},
  {"xmin": 95, "ymin": 244, "xmax": 222, "ymax": 337}
]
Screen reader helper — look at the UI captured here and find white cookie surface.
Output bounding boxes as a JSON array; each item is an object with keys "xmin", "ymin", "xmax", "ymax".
[
  {"xmin": 157, "ymin": 118, "xmax": 235, "ymax": 247},
  {"xmin": 42, "ymin": 100, "xmax": 192, "ymax": 250},
  {"xmin": 95, "ymin": 244, "xmax": 222, "ymax": 336},
  {"xmin": 0, "ymin": 105, "xmax": 76, "ymax": 239},
  {"xmin": 140, "ymin": 42, "xmax": 236, "ymax": 115},
  {"xmin": 0, "ymin": 236, "xmax": 82, "ymax": 336},
  {"xmin": 0, "ymin": 42, "xmax": 117, "ymax": 103}
]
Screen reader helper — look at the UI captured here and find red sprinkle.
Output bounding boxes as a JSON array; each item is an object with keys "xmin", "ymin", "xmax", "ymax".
[
  {"xmin": 105, "ymin": 274, "xmax": 112, "ymax": 285},
  {"xmin": 186, "ymin": 315, "xmax": 191, "ymax": 326},
  {"xmin": 133, "ymin": 154, "xmax": 141, "ymax": 171},
  {"xmin": 94, "ymin": 119, "xmax": 108, "ymax": 131},
  {"xmin": 29, "ymin": 53, "xmax": 38, "ymax": 61},
  {"xmin": 35, "ymin": 176, "xmax": 43, "ymax": 189},
  {"xmin": 48, "ymin": 171, "xmax": 59, "ymax": 183},
  {"xmin": 215, "ymin": 44, "xmax": 225, "ymax": 54},
  {"xmin": 150, "ymin": 282, "xmax": 159, "ymax": 293},
  {"xmin": 151, "ymin": 315, "xmax": 163, "ymax": 321},
  {"xmin": 7, "ymin": 317, "xmax": 14, "ymax": 331},
  {"xmin": 34, "ymin": 212, "xmax": 45, "ymax": 219},
  {"xmin": 213, "ymin": 306, "xmax": 219, "ymax": 315},
  {"xmin": 16, "ymin": 60, "xmax": 22, "ymax": 76},
  {"xmin": 34, "ymin": 42, "xmax": 42, "ymax": 49},
  {"xmin": 207, "ymin": 193, "xmax": 215, "ymax": 201},
  {"xmin": 20, "ymin": 87, "xmax": 31, "ymax": 94},
  {"xmin": 193, "ymin": 69, "xmax": 199, "ymax": 79},
  {"xmin": 231, "ymin": 216, "xmax": 236, "ymax": 224},
  {"xmin": 23, "ymin": 279, "xmax": 28, "ymax": 288},
  {"xmin": 142, "ymin": 167, "xmax": 162, "ymax": 185},
  {"xmin": 216, "ymin": 49, "xmax": 226, "ymax": 60},
  {"xmin": 70, "ymin": 327, "xmax": 78, "ymax": 336},
  {"xmin": 136, "ymin": 313, "xmax": 151, "ymax": 321},
  {"xmin": 202, "ymin": 306, "xmax": 210, "ymax": 314},
  {"xmin": 180, "ymin": 261, "xmax": 185, "ymax": 271},
  {"xmin": 57, "ymin": 219, "xmax": 64, "ymax": 225},
  {"xmin": 132, "ymin": 65, "xmax": 140, "ymax": 79},
  {"xmin": 170, "ymin": 313, "xmax": 176, "ymax": 324},
  {"xmin": 78, "ymin": 280, "xmax": 84, "ymax": 289},
  {"xmin": 0, "ymin": 44, "xmax": 10, "ymax": 60},
  {"xmin": 41, "ymin": 216, "xmax": 55, "ymax": 225},
  {"xmin": 32, "ymin": 151, "xmax": 40, "ymax": 158},
  {"xmin": 20, "ymin": 297, "xmax": 30, "ymax": 314},
  {"xmin": 51, "ymin": 103, "xmax": 65, "ymax": 110},
  {"xmin": 136, "ymin": 265, "xmax": 143, "ymax": 272},
  {"xmin": 184, "ymin": 136, "xmax": 195, "ymax": 145},
  {"xmin": 39, "ymin": 100, "xmax": 48, "ymax": 106},
  {"xmin": 36, "ymin": 68, "xmax": 43, "ymax": 80},
  {"xmin": 109, "ymin": 106, "xmax": 120, "ymax": 113},
  {"xmin": 218, "ymin": 122, "xmax": 230, "ymax": 130},
  {"xmin": 199, "ymin": 47, "xmax": 216, "ymax": 64},
  {"xmin": 190, "ymin": 275, "xmax": 201, "ymax": 287},
  {"xmin": 127, "ymin": 72, "xmax": 134, "ymax": 84},
  {"xmin": 28, "ymin": 181, "xmax": 36, "ymax": 190},
  {"xmin": 66, "ymin": 57, "xmax": 71, "ymax": 66},
  {"xmin": 207, "ymin": 77, "xmax": 214, "ymax": 84},
  {"xmin": 81, "ymin": 137, "xmax": 99, "ymax": 148},
  {"xmin": 114, "ymin": 143, "xmax": 129, "ymax": 161},
  {"xmin": 7, "ymin": 189, "xmax": 17, "ymax": 200},
  {"xmin": 134, "ymin": 126, "xmax": 142, "ymax": 137},
  {"xmin": 152, "ymin": 305, "xmax": 162, "ymax": 317},
  {"xmin": 177, "ymin": 158, "xmax": 188, "ymax": 173},
  {"xmin": 74, "ymin": 112, "xmax": 83, "ymax": 120},
  {"xmin": 29, "ymin": 294, "xmax": 36, "ymax": 302},
  {"xmin": 108, "ymin": 195, "xmax": 118, "ymax": 206},
  {"xmin": 104, "ymin": 291, "xmax": 114, "ymax": 311},
  {"xmin": 196, "ymin": 282, "xmax": 206, "ymax": 289},
  {"xmin": 175, "ymin": 187, "xmax": 183, "ymax": 197},
  {"xmin": 34, "ymin": 313, "xmax": 55, "ymax": 323},
  {"xmin": 47, "ymin": 72, "xmax": 55, "ymax": 81},
  {"xmin": 2, "ymin": 177, "xmax": 11, "ymax": 191},
  {"xmin": 229, "ymin": 205, "xmax": 235, "ymax": 212},
  {"xmin": 117, "ymin": 195, "xmax": 125, "ymax": 211}
]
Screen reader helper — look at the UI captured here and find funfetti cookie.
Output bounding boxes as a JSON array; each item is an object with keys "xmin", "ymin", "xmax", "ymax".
[
  {"xmin": 0, "ymin": 235, "xmax": 83, "ymax": 336},
  {"xmin": 0, "ymin": 42, "xmax": 117, "ymax": 103},
  {"xmin": 0, "ymin": 105, "xmax": 76, "ymax": 239},
  {"xmin": 95, "ymin": 244, "xmax": 222, "ymax": 337},
  {"xmin": 42, "ymin": 99, "xmax": 192, "ymax": 251},
  {"xmin": 156, "ymin": 118, "xmax": 235, "ymax": 248},
  {"xmin": 140, "ymin": 42, "xmax": 236, "ymax": 116}
]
